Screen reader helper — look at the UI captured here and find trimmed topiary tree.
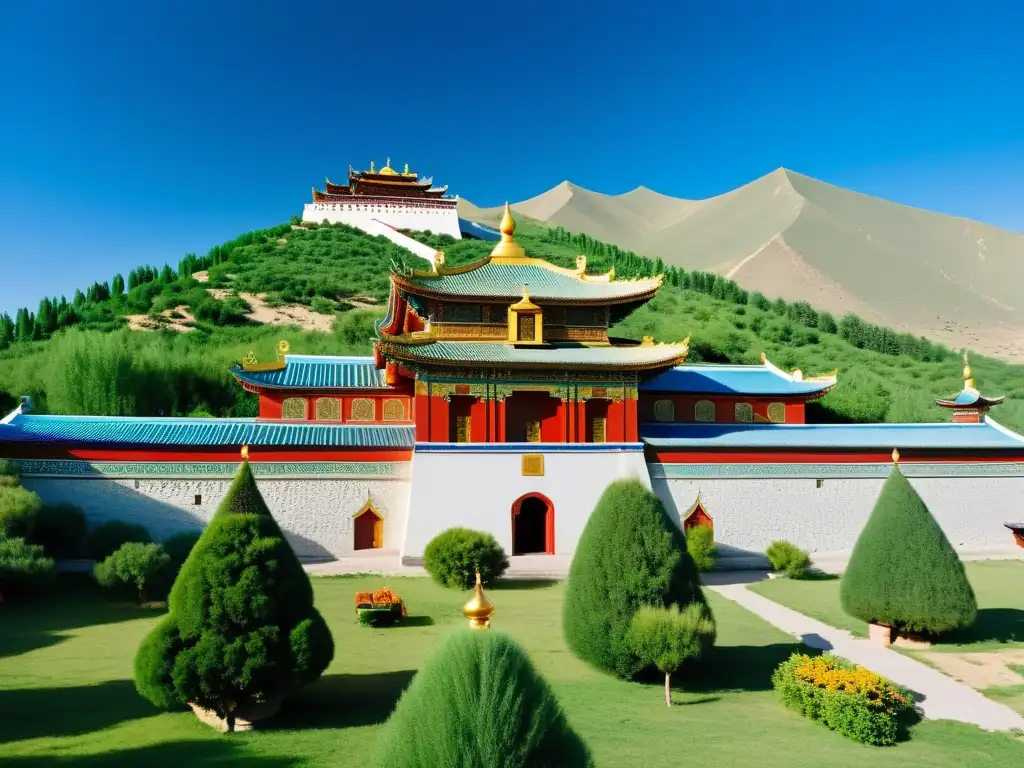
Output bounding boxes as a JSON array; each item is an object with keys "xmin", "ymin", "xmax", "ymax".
[
  {"xmin": 423, "ymin": 527, "xmax": 509, "ymax": 589},
  {"xmin": 94, "ymin": 542, "xmax": 172, "ymax": 602},
  {"xmin": 133, "ymin": 461, "xmax": 334, "ymax": 730},
  {"xmin": 373, "ymin": 630, "xmax": 593, "ymax": 767},
  {"xmin": 841, "ymin": 464, "xmax": 977, "ymax": 635},
  {"xmin": 563, "ymin": 479, "xmax": 713, "ymax": 679},
  {"xmin": 628, "ymin": 602, "xmax": 716, "ymax": 707}
]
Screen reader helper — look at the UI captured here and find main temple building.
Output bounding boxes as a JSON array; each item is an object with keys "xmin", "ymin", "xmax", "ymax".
[{"xmin": 2, "ymin": 207, "xmax": 1022, "ymax": 567}]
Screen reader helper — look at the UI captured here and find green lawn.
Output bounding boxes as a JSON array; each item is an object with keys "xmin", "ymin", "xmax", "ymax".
[
  {"xmin": 750, "ymin": 560, "xmax": 1024, "ymax": 652},
  {"xmin": 1, "ymin": 576, "xmax": 1023, "ymax": 767}
]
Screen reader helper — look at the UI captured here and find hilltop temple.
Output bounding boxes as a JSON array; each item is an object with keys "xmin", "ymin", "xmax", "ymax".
[
  {"xmin": 303, "ymin": 159, "xmax": 462, "ymax": 239},
  {"xmin": 2, "ymin": 207, "xmax": 1023, "ymax": 567}
]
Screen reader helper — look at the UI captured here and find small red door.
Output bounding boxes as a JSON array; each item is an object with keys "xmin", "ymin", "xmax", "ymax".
[{"xmin": 354, "ymin": 510, "xmax": 381, "ymax": 550}]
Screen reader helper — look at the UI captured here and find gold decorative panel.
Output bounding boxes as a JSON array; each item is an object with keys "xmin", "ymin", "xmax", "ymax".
[
  {"xmin": 315, "ymin": 398, "xmax": 340, "ymax": 421},
  {"xmin": 351, "ymin": 398, "xmax": 375, "ymax": 421},
  {"xmin": 653, "ymin": 399, "xmax": 675, "ymax": 422},
  {"xmin": 518, "ymin": 314, "xmax": 536, "ymax": 341},
  {"xmin": 767, "ymin": 402, "xmax": 786, "ymax": 423},
  {"xmin": 382, "ymin": 398, "xmax": 406, "ymax": 422},
  {"xmin": 694, "ymin": 400, "xmax": 716, "ymax": 423},
  {"xmin": 434, "ymin": 323, "xmax": 508, "ymax": 340},
  {"xmin": 281, "ymin": 397, "xmax": 307, "ymax": 421},
  {"xmin": 591, "ymin": 417, "xmax": 607, "ymax": 443},
  {"xmin": 455, "ymin": 415, "xmax": 471, "ymax": 443},
  {"xmin": 734, "ymin": 402, "xmax": 753, "ymax": 423},
  {"xmin": 522, "ymin": 454, "xmax": 544, "ymax": 476},
  {"xmin": 525, "ymin": 420, "xmax": 541, "ymax": 443}
]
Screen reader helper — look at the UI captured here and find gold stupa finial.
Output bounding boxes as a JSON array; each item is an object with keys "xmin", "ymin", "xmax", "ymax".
[
  {"xmin": 385, "ymin": 156, "xmax": 390, "ymax": 168},
  {"xmin": 403, "ymin": 162, "xmax": 409, "ymax": 174},
  {"xmin": 962, "ymin": 349, "xmax": 975, "ymax": 389},
  {"xmin": 892, "ymin": 448, "xmax": 900, "ymax": 464},
  {"xmin": 241, "ymin": 444, "xmax": 249, "ymax": 460},
  {"xmin": 489, "ymin": 203, "xmax": 526, "ymax": 261},
  {"xmin": 462, "ymin": 570, "xmax": 494, "ymax": 629},
  {"xmin": 370, "ymin": 160, "xmax": 375, "ymax": 173}
]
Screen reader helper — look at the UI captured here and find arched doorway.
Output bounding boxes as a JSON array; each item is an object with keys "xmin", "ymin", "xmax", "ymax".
[
  {"xmin": 353, "ymin": 503, "xmax": 383, "ymax": 550},
  {"xmin": 512, "ymin": 493, "xmax": 554, "ymax": 555}
]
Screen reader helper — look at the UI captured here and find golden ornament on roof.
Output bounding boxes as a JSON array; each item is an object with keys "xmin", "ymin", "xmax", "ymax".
[
  {"xmin": 462, "ymin": 570, "xmax": 494, "ymax": 629},
  {"xmin": 892, "ymin": 448, "xmax": 900, "ymax": 464},
  {"xmin": 962, "ymin": 349, "xmax": 975, "ymax": 389},
  {"xmin": 490, "ymin": 203, "xmax": 527, "ymax": 262},
  {"xmin": 241, "ymin": 444, "xmax": 249, "ymax": 460},
  {"xmin": 369, "ymin": 160, "xmax": 375, "ymax": 173}
]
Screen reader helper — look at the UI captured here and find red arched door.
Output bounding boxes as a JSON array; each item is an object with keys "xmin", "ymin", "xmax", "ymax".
[
  {"xmin": 354, "ymin": 508, "xmax": 383, "ymax": 550},
  {"xmin": 512, "ymin": 493, "xmax": 554, "ymax": 555}
]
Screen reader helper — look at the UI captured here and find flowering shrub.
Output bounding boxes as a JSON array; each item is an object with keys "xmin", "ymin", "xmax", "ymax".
[
  {"xmin": 355, "ymin": 586, "xmax": 407, "ymax": 627},
  {"xmin": 772, "ymin": 652, "xmax": 915, "ymax": 745}
]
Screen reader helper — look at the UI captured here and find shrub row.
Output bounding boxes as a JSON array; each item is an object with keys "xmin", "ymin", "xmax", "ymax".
[{"xmin": 772, "ymin": 652, "xmax": 915, "ymax": 745}]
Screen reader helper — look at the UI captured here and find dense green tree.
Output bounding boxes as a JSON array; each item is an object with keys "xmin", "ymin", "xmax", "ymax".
[
  {"xmin": 112, "ymin": 273, "xmax": 126, "ymax": 297},
  {"xmin": 373, "ymin": 630, "xmax": 592, "ymax": 768},
  {"xmin": 0, "ymin": 313, "xmax": 13, "ymax": 347},
  {"xmin": 563, "ymin": 479, "xmax": 713, "ymax": 679},
  {"xmin": 840, "ymin": 464, "xmax": 977, "ymax": 635},
  {"xmin": 133, "ymin": 461, "xmax": 333, "ymax": 730},
  {"xmin": 628, "ymin": 603, "xmax": 716, "ymax": 706}
]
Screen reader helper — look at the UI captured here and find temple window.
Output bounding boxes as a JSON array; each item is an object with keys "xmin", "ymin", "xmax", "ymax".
[
  {"xmin": 382, "ymin": 399, "xmax": 406, "ymax": 422},
  {"xmin": 281, "ymin": 397, "xmax": 307, "ymax": 420},
  {"xmin": 350, "ymin": 398, "xmax": 375, "ymax": 421},
  {"xmin": 694, "ymin": 400, "xmax": 716, "ymax": 422},
  {"xmin": 767, "ymin": 402, "xmax": 786, "ymax": 423},
  {"xmin": 734, "ymin": 402, "xmax": 753, "ymax": 423},
  {"xmin": 193, "ymin": 494, "xmax": 202, "ymax": 506},
  {"xmin": 653, "ymin": 399, "xmax": 675, "ymax": 422},
  {"xmin": 315, "ymin": 397, "xmax": 341, "ymax": 421}
]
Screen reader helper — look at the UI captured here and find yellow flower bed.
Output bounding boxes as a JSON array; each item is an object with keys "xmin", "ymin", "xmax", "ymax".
[{"xmin": 791, "ymin": 655, "xmax": 908, "ymax": 710}]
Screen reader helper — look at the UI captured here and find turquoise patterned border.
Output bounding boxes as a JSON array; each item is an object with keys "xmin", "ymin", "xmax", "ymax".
[
  {"xmin": 649, "ymin": 462, "xmax": 1024, "ymax": 479},
  {"xmin": 11, "ymin": 459, "xmax": 407, "ymax": 479}
]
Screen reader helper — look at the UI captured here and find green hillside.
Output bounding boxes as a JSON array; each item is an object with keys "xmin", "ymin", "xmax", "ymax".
[{"xmin": 1, "ymin": 219, "xmax": 1023, "ymax": 433}]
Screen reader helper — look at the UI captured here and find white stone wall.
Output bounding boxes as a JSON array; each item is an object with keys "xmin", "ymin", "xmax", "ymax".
[
  {"xmin": 401, "ymin": 446, "xmax": 651, "ymax": 559},
  {"xmin": 23, "ymin": 475, "xmax": 411, "ymax": 560},
  {"xmin": 302, "ymin": 202, "xmax": 461, "ymax": 239},
  {"xmin": 652, "ymin": 472, "xmax": 1024, "ymax": 561}
]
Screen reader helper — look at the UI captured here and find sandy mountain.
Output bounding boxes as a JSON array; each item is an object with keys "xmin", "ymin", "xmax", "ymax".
[{"xmin": 460, "ymin": 169, "xmax": 1024, "ymax": 362}]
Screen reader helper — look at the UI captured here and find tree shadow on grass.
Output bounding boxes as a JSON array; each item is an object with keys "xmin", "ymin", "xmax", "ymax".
[
  {"xmin": 938, "ymin": 608, "xmax": 1024, "ymax": 647},
  {"xmin": 0, "ymin": 575, "xmax": 165, "ymax": 660},
  {"xmin": 0, "ymin": 679, "xmax": 159, "ymax": 743},
  {"xmin": 10, "ymin": 739, "xmax": 299, "ymax": 767},
  {"xmin": 400, "ymin": 616, "xmax": 434, "ymax": 627},
  {"xmin": 269, "ymin": 670, "xmax": 416, "ymax": 731},
  {"xmin": 683, "ymin": 642, "xmax": 803, "ymax": 693},
  {"xmin": 492, "ymin": 579, "xmax": 560, "ymax": 591}
]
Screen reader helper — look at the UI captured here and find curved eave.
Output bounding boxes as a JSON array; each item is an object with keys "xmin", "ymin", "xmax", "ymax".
[
  {"xmin": 391, "ymin": 273, "xmax": 661, "ymax": 307},
  {"xmin": 230, "ymin": 362, "xmax": 395, "ymax": 392},
  {"xmin": 377, "ymin": 341, "xmax": 688, "ymax": 371},
  {"xmin": 935, "ymin": 391, "xmax": 1005, "ymax": 409}
]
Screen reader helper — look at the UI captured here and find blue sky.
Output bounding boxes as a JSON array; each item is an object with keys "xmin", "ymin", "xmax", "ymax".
[{"xmin": 1, "ymin": 1, "xmax": 1022, "ymax": 315}]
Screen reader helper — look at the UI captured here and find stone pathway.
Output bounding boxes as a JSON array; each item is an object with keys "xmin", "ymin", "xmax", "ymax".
[{"xmin": 710, "ymin": 583, "xmax": 1024, "ymax": 732}]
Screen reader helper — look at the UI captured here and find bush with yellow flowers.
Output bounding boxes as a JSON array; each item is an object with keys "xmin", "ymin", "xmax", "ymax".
[{"xmin": 772, "ymin": 653, "xmax": 916, "ymax": 745}]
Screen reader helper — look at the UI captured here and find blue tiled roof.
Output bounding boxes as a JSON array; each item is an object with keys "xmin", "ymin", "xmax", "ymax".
[
  {"xmin": 458, "ymin": 217, "xmax": 501, "ymax": 242},
  {"xmin": 640, "ymin": 364, "xmax": 834, "ymax": 397},
  {"xmin": 640, "ymin": 420, "xmax": 1024, "ymax": 450},
  {"xmin": 0, "ymin": 415, "xmax": 414, "ymax": 449},
  {"xmin": 936, "ymin": 388, "xmax": 1005, "ymax": 408},
  {"xmin": 232, "ymin": 355, "xmax": 390, "ymax": 391}
]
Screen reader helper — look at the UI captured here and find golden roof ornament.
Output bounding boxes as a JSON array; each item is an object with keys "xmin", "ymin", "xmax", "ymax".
[
  {"xmin": 576, "ymin": 255, "xmax": 587, "ymax": 273},
  {"xmin": 462, "ymin": 571, "xmax": 494, "ymax": 629},
  {"xmin": 490, "ymin": 203, "xmax": 526, "ymax": 262},
  {"xmin": 403, "ymin": 162, "xmax": 410, "ymax": 174},
  {"xmin": 241, "ymin": 444, "xmax": 249, "ymax": 460},
  {"xmin": 892, "ymin": 448, "xmax": 900, "ymax": 464},
  {"xmin": 240, "ymin": 340, "xmax": 290, "ymax": 372},
  {"xmin": 963, "ymin": 349, "xmax": 975, "ymax": 390}
]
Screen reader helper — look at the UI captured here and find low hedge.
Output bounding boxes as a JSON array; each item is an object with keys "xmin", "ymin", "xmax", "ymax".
[
  {"xmin": 765, "ymin": 540, "xmax": 811, "ymax": 578},
  {"xmin": 0, "ymin": 536, "xmax": 56, "ymax": 598},
  {"xmin": 423, "ymin": 527, "xmax": 509, "ymax": 590},
  {"xmin": 771, "ymin": 652, "xmax": 915, "ymax": 745}
]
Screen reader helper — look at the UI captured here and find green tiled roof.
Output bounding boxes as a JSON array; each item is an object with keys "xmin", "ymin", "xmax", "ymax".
[
  {"xmin": 401, "ymin": 262, "xmax": 660, "ymax": 303},
  {"xmin": 379, "ymin": 341, "xmax": 687, "ymax": 370},
  {"xmin": 232, "ymin": 356, "xmax": 389, "ymax": 391}
]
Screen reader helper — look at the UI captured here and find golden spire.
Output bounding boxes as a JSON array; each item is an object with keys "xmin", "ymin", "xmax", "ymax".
[
  {"xmin": 241, "ymin": 445, "xmax": 249, "ymax": 460},
  {"xmin": 963, "ymin": 349, "xmax": 975, "ymax": 390},
  {"xmin": 462, "ymin": 571, "xmax": 495, "ymax": 629},
  {"xmin": 385, "ymin": 156, "xmax": 390, "ymax": 169},
  {"xmin": 892, "ymin": 448, "xmax": 900, "ymax": 464},
  {"xmin": 403, "ymin": 162, "xmax": 409, "ymax": 174},
  {"xmin": 489, "ymin": 202, "xmax": 526, "ymax": 261},
  {"xmin": 370, "ymin": 160, "xmax": 375, "ymax": 173}
]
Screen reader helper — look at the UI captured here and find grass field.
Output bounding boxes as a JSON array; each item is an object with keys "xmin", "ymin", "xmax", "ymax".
[
  {"xmin": 2, "ymin": 576, "xmax": 1023, "ymax": 767},
  {"xmin": 749, "ymin": 560, "xmax": 1024, "ymax": 652}
]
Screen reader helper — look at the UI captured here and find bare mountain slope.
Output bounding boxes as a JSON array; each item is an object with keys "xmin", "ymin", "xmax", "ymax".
[{"xmin": 460, "ymin": 170, "xmax": 1024, "ymax": 361}]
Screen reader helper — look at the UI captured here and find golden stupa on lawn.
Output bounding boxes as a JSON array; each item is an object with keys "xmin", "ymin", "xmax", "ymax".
[{"xmin": 462, "ymin": 571, "xmax": 495, "ymax": 629}]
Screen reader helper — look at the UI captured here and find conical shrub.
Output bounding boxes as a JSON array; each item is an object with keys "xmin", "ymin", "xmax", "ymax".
[
  {"xmin": 133, "ymin": 461, "xmax": 334, "ymax": 728},
  {"xmin": 841, "ymin": 464, "xmax": 977, "ymax": 635},
  {"xmin": 563, "ymin": 478, "xmax": 713, "ymax": 679},
  {"xmin": 373, "ymin": 630, "xmax": 593, "ymax": 768}
]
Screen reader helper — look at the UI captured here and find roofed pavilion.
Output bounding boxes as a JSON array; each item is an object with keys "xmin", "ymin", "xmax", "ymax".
[{"xmin": 373, "ymin": 204, "xmax": 689, "ymax": 443}]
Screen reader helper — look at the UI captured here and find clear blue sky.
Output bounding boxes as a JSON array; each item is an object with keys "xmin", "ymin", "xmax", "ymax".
[{"xmin": 1, "ymin": 1, "xmax": 1022, "ymax": 315}]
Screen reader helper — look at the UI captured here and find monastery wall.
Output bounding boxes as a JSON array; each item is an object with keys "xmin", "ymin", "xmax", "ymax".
[
  {"xmin": 651, "ymin": 462, "xmax": 1024, "ymax": 566},
  {"xmin": 400, "ymin": 444, "xmax": 651, "ymax": 560},
  {"xmin": 302, "ymin": 201, "xmax": 461, "ymax": 239},
  {"xmin": 18, "ymin": 461, "xmax": 411, "ymax": 560}
]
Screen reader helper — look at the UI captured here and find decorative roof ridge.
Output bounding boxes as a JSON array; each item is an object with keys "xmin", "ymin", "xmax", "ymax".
[
  {"xmin": 759, "ymin": 352, "xmax": 838, "ymax": 385},
  {"xmin": 6, "ymin": 413, "xmax": 413, "ymax": 429},
  {"xmin": 982, "ymin": 416, "xmax": 1024, "ymax": 443},
  {"xmin": 282, "ymin": 354, "xmax": 376, "ymax": 362},
  {"xmin": 640, "ymin": 420, "xmax": 999, "ymax": 430}
]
